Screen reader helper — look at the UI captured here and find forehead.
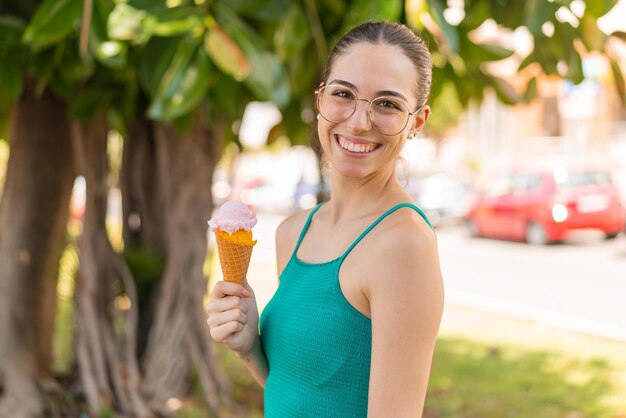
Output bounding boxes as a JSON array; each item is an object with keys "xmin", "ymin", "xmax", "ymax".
[{"xmin": 328, "ymin": 43, "xmax": 418, "ymax": 99}]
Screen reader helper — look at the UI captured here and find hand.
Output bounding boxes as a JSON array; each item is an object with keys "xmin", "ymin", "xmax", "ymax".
[{"xmin": 206, "ymin": 280, "xmax": 260, "ymax": 356}]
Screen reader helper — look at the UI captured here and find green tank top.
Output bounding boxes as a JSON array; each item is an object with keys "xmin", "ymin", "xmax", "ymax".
[{"xmin": 259, "ymin": 203, "xmax": 431, "ymax": 417}]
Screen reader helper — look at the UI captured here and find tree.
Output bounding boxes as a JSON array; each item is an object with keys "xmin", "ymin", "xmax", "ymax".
[{"xmin": 0, "ymin": 0, "xmax": 623, "ymax": 416}]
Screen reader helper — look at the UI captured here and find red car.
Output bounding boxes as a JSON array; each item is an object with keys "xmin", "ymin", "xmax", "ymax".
[{"xmin": 466, "ymin": 167, "xmax": 625, "ymax": 244}]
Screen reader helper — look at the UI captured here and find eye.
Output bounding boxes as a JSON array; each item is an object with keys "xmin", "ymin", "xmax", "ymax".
[
  {"xmin": 332, "ymin": 88, "xmax": 355, "ymax": 99},
  {"xmin": 375, "ymin": 98, "xmax": 404, "ymax": 111}
]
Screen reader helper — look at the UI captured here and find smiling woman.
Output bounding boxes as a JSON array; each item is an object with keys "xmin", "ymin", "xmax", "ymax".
[{"xmin": 207, "ymin": 21, "xmax": 444, "ymax": 418}]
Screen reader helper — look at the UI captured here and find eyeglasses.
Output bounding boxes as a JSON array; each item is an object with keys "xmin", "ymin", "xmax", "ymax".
[{"xmin": 314, "ymin": 84, "xmax": 422, "ymax": 136}]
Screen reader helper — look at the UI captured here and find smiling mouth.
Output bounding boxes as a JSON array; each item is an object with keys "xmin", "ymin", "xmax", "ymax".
[{"xmin": 336, "ymin": 136, "xmax": 380, "ymax": 154}]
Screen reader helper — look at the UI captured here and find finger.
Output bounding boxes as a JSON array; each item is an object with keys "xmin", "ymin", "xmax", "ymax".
[
  {"xmin": 206, "ymin": 295, "xmax": 248, "ymax": 316},
  {"xmin": 209, "ymin": 321, "xmax": 244, "ymax": 343},
  {"xmin": 206, "ymin": 307, "xmax": 247, "ymax": 329},
  {"xmin": 210, "ymin": 281, "xmax": 250, "ymax": 301}
]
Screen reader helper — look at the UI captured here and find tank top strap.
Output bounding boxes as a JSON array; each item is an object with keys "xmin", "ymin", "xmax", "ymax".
[
  {"xmin": 339, "ymin": 203, "xmax": 431, "ymax": 262},
  {"xmin": 291, "ymin": 203, "xmax": 326, "ymax": 256}
]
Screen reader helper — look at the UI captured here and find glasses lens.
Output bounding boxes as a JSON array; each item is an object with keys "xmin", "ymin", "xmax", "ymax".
[
  {"xmin": 370, "ymin": 97, "xmax": 410, "ymax": 136},
  {"xmin": 317, "ymin": 85, "xmax": 356, "ymax": 123},
  {"xmin": 316, "ymin": 85, "xmax": 411, "ymax": 136}
]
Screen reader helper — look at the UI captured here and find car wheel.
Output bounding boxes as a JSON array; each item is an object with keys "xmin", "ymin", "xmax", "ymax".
[
  {"xmin": 605, "ymin": 232, "xmax": 619, "ymax": 240},
  {"xmin": 466, "ymin": 219, "xmax": 480, "ymax": 238},
  {"xmin": 526, "ymin": 221, "xmax": 549, "ymax": 245}
]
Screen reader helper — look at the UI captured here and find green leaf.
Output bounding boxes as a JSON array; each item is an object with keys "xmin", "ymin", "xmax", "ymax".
[
  {"xmin": 0, "ymin": 98, "xmax": 11, "ymax": 140},
  {"xmin": 565, "ymin": 48, "xmax": 584, "ymax": 84},
  {"xmin": 609, "ymin": 57, "xmax": 625, "ymax": 104},
  {"xmin": 215, "ymin": 4, "xmax": 290, "ymax": 107},
  {"xmin": 22, "ymin": 0, "xmax": 82, "ymax": 51},
  {"xmin": 147, "ymin": 37, "xmax": 214, "ymax": 122},
  {"xmin": 287, "ymin": 50, "xmax": 316, "ymax": 97},
  {"xmin": 490, "ymin": 0, "xmax": 526, "ymax": 29},
  {"xmin": 0, "ymin": 15, "xmax": 26, "ymax": 45},
  {"xmin": 172, "ymin": 110, "xmax": 195, "ymax": 135},
  {"xmin": 68, "ymin": 86, "xmax": 114, "ymax": 120},
  {"xmin": 224, "ymin": 0, "xmax": 292, "ymax": 21},
  {"xmin": 143, "ymin": 6, "xmax": 203, "ymax": 37},
  {"xmin": 524, "ymin": 0, "xmax": 559, "ymax": 35},
  {"xmin": 460, "ymin": 0, "xmax": 490, "ymax": 31},
  {"xmin": 282, "ymin": 103, "xmax": 308, "ymax": 146},
  {"xmin": 585, "ymin": 0, "xmax": 619, "ymax": 17},
  {"xmin": 427, "ymin": 0, "xmax": 459, "ymax": 53},
  {"xmin": 579, "ymin": 14, "xmax": 605, "ymax": 51},
  {"xmin": 95, "ymin": 41, "xmax": 127, "ymax": 69},
  {"xmin": 207, "ymin": 73, "xmax": 248, "ymax": 120},
  {"xmin": 108, "ymin": 3, "xmax": 149, "ymax": 44},
  {"xmin": 523, "ymin": 76, "xmax": 537, "ymax": 103},
  {"xmin": 274, "ymin": 3, "xmax": 311, "ymax": 62},
  {"xmin": 341, "ymin": 0, "xmax": 403, "ymax": 32},
  {"xmin": 0, "ymin": 55, "xmax": 23, "ymax": 101},
  {"xmin": 138, "ymin": 37, "xmax": 178, "ymax": 98},
  {"xmin": 204, "ymin": 24, "xmax": 250, "ymax": 81},
  {"xmin": 56, "ymin": 37, "xmax": 95, "ymax": 88},
  {"xmin": 89, "ymin": 0, "xmax": 127, "ymax": 69},
  {"xmin": 518, "ymin": 51, "xmax": 536, "ymax": 72},
  {"xmin": 489, "ymin": 74, "xmax": 521, "ymax": 105},
  {"xmin": 405, "ymin": 0, "xmax": 428, "ymax": 31},
  {"xmin": 460, "ymin": 36, "xmax": 514, "ymax": 64}
]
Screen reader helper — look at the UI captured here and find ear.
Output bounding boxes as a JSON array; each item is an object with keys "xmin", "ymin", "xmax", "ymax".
[{"xmin": 410, "ymin": 105, "xmax": 431, "ymax": 134}]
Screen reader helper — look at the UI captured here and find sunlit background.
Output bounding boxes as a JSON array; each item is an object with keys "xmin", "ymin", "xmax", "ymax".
[{"xmin": 2, "ymin": 0, "xmax": 626, "ymax": 417}]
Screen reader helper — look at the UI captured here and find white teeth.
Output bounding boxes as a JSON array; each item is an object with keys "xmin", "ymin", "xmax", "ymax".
[{"xmin": 337, "ymin": 137, "xmax": 377, "ymax": 153}]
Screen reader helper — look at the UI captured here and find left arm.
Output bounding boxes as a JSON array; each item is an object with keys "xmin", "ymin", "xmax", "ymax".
[{"xmin": 366, "ymin": 225, "xmax": 444, "ymax": 418}]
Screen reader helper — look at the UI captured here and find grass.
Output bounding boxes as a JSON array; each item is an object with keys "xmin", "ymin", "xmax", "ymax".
[{"xmin": 425, "ymin": 338, "xmax": 626, "ymax": 418}]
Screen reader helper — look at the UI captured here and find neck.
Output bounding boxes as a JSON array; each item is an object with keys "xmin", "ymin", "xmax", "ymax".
[{"xmin": 325, "ymin": 167, "xmax": 405, "ymax": 222}]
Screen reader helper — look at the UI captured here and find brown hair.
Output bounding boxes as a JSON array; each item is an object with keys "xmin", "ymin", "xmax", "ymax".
[{"xmin": 322, "ymin": 21, "xmax": 432, "ymax": 109}]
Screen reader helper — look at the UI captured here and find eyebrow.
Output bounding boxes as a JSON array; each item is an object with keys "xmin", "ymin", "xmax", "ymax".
[{"xmin": 327, "ymin": 79, "xmax": 409, "ymax": 102}]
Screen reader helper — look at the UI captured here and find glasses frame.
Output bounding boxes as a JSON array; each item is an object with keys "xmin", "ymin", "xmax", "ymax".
[{"xmin": 314, "ymin": 83, "xmax": 423, "ymax": 136}]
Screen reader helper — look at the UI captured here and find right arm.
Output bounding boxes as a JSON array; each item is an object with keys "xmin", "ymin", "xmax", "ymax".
[
  {"xmin": 207, "ymin": 281, "xmax": 269, "ymax": 387},
  {"xmin": 206, "ymin": 210, "xmax": 310, "ymax": 388}
]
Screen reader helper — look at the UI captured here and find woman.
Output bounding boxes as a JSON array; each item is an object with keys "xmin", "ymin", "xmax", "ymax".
[{"xmin": 207, "ymin": 21, "xmax": 444, "ymax": 417}]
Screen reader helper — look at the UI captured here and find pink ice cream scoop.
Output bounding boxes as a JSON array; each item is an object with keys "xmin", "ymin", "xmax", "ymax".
[{"xmin": 208, "ymin": 200, "xmax": 257, "ymax": 235}]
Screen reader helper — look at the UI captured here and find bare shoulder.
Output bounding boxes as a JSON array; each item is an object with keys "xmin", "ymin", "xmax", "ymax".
[
  {"xmin": 275, "ymin": 207, "xmax": 316, "ymax": 276},
  {"xmin": 275, "ymin": 208, "xmax": 313, "ymax": 250},
  {"xmin": 366, "ymin": 206, "xmax": 442, "ymax": 303},
  {"xmin": 371, "ymin": 206, "xmax": 438, "ymax": 263}
]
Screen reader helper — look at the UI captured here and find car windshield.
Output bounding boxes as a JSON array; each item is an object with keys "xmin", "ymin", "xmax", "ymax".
[{"xmin": 556, "ymin": 171, "xmax": 610, "ymax": 188}]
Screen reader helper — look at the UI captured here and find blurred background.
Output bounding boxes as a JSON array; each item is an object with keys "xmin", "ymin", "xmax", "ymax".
[{"xmin": 1, "ymin": 0, "xmax": 626, "ymax": 417}]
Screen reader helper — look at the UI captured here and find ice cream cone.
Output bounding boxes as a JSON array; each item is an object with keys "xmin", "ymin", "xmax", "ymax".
[
  {"xmin": 214, "ymin": 232, "xmax": 254, "ymax": 285},
  {"xmin": 208, "ymin": 200, "xmax": 257, "ymax": 285}
]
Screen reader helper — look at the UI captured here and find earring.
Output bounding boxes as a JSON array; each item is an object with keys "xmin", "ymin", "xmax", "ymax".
[{"xmin": 316, "ymin": 114, "xmax": 320, "ymax": 121}]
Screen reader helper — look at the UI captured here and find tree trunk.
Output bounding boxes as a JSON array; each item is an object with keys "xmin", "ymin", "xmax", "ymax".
[
  {"xmin": 139, "ymin": 115, "xmax": 233, "ymax": 415},
  {"xmin": 72, "ymin": 116, "xmax": 154, "ymax": 418},
  {"xmin": 120, "ymin": 115, "xmax": 167, "ymax": 359},
  {"xmin": 0, "ymin": 86, "xmax": 75, "ymax": 417}
]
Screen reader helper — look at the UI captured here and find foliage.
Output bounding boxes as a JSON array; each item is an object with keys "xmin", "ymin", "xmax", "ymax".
[{"xmin": 1, "ymin": 0, "xmax": 623, "ymax": 142}]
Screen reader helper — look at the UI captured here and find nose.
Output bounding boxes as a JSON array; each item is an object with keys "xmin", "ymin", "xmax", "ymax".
[{"xmin": 345, "ymin": 99, "xmax": 372, "ymax": 133}]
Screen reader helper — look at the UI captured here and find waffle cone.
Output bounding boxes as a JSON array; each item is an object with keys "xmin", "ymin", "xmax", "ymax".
[{"xmin": 215, "ymin": 233, "xmax": 253, "ymax": 285}]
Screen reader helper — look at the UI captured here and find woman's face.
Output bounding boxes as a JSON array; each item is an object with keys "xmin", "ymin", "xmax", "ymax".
[{"xmin": 317, "ymin": 42, "xmax": 428, "ymax": 180}]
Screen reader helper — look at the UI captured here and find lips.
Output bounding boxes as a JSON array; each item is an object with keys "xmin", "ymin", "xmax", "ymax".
[{"xmin": 336, "ymin": 135, "xmax": 380, "ymax": 154}]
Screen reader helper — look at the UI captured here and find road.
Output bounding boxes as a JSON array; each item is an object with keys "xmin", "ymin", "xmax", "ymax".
[{"xmin": 244, "ymin": 212, "xmax": 626, "ymax": 342}]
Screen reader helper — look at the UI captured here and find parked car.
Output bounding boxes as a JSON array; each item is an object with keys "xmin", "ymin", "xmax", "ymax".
[
  {"xmin": 465, "ymin": 166, "xmax": 625, "ymax": 244},
  {"xmin": 408, "ymin": 172, "xmax": 475, "ymax": 227}
]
